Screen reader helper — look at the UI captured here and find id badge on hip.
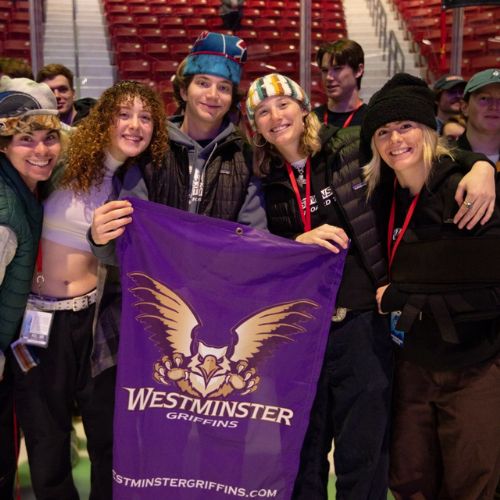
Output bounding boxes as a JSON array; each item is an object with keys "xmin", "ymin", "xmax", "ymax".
[
  {"xmin": 19, "ymin": 302, "xmax": 54, "ymax": 348},
  {"xmin": 390, "ymin": 311, "xmax": 405, "ymax": 347}
]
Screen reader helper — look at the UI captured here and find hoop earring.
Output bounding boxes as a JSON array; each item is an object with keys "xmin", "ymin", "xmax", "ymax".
[{"xmin": 252, "ymin": 134, "xmax": 267, "ymax": 148}]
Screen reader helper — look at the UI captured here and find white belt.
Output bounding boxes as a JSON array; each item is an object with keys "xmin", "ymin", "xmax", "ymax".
[{"xmin": 28, "ymin": 289, "xmax": 97, "ymax": 312}]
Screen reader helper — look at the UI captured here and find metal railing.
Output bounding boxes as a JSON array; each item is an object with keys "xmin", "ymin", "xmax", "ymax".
[
  {"xmin": 373, "ymin": 0, "xmax": 388, "ymax": 57},
  {"xmin": 29, "ymin": 0, "xmax": 44, "ymax": 74},
  {"xmin": 387, "ymin": 31, "xmax": 405, "ymax": 75},
  {"xmin": 367, "ymin": 0, "xmax": 406, "ymax": 77}
]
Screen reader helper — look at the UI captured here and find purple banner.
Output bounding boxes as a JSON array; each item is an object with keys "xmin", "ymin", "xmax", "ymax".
[{"xmin": 114, "ymin": 198, "xmax": 346, "ymax": 499}]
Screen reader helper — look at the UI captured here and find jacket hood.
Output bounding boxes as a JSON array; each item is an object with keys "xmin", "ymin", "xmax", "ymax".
[{"xmin": 167, "ymin": 115, "xmax": 237, "ymax": 151}]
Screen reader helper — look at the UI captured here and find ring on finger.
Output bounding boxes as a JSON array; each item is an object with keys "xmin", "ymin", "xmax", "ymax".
[{"xmin": 463, "ymin": 200, "xmax": 474, "ymax": 209}]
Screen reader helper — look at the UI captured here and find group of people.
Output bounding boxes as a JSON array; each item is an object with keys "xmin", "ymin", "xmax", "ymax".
[{"xmin": 0, "ymin": 29, "xmax": 498, "ymax": 500}]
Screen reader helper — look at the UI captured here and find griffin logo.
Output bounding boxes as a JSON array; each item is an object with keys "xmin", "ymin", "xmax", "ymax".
[{"xmin": 128, "ymin": 272, "xmax": 319, "ymax": 399}]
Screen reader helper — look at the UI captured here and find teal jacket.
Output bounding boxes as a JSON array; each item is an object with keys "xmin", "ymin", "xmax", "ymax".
[{"xmin": 0, "ymin": 155, "xmax": 43, "ymax": 351}]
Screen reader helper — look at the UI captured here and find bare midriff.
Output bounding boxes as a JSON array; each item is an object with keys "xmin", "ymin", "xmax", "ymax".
[{"xmin": 32, "ymin": 238, "xmax": 98, "ymax": 298}]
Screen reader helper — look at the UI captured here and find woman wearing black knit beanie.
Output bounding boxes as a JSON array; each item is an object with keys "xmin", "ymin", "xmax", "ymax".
[{"xmin": 362, "ymin": 73, "xmax": 500, "ymax": 499}]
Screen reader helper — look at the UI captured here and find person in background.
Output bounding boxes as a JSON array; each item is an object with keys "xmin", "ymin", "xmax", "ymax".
[
  {"xmin": 460, "ymin": 68, "xmax": 500, "ymax": 170},
  {"xmin": 245, "ymin": 72, "xmax": 496, "ymax": 500},
  {"xmin": 433, "ymin": 74, "xmax": 467, "ymax": 134},
  {"xmin": 220, "ymin": 0, "xmax": 244, "ymax": 31},
  {"xmin": 0, "ymin": 77, "xmax": 62, "ymax": 499},
  {"xmin": 312, "ymin": 39, "xmax": 367, "ymax": 128},
  {"xmin": 442, "ymin": 114, "xmax": 466, "ymax": 144},
  {"xmin": 12, "ymin": 81, "xmax": 167, "ymax": 500},
  {"xmin": 36, "ymin": 63, "xmax": 96, "ymax": 127},
  {"xmin": 0, "ymin": 57, "xmax": 34, "ymax": 79},
  {"xmin": 362, "ymin": 72, "xmax": 500, "ymax": 500}
]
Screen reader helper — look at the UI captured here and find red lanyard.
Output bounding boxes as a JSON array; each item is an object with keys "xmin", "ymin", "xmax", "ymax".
[
  {"xmin": 285, "ymin": 157, "xmax": 312, "ymax": 232},
  {"xmin": 323, "ymin": 102, "xmax": 362, "ymax": 127},
  {"xmin": 387, "ymin": 179, "xmax": 420, "ymax": 272}
]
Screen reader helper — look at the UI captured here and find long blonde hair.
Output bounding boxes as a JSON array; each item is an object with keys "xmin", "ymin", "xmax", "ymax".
[
  {"xmin": 251, "ymin": 110, "xmax": 322, "ymax": 177},
  {"xmin": 363, "ymin": 124, "xmax": 453, "ymax": 197}
]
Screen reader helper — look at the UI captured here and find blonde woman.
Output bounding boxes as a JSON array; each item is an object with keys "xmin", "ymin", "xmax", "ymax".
[{"xmin": 362, "ymin": 73, "xmax": 500, "ymax": 500}]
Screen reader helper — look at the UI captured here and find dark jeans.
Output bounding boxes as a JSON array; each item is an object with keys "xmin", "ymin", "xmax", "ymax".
[
  {"xmin": 0, "ymin": 359, "xmax": 19, "ymax": 500},
  {"xmin": 13, "ymin": 305, "xmax": 116, "ymax": 500},
  {"xmin": 292, "ymin": 311, "xmax": 393, "ymax": 500},
  {"xmin": 390, "ymin": 356, "xmax": 500, "ymax": 499}
]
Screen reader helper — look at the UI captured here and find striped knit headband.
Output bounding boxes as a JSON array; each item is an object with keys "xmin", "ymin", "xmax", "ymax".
[{"xmin": 246, "ymin": 73, "xmax": 311, "ymax": 131}]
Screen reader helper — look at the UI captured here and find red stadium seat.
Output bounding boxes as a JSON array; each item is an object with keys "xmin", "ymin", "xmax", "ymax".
[
  {"xmin": 171, "ymin": 6, "xmax": 194, "ymax": 16},
  {"xmin": 137, "ymin": 28, "xmax": 164, "ymax": 42},
  {"xmin": 158, "ymin": 16, "xmax": 183, "ymax": 27},
  {"xmin": 104, "ymin": 3, "xmax": 129, "ymax": 15},
  {"xmin": 237, "ymin": 29, "xmax": 259, "ymax": 40},
  {"xmin": 111, "ymin": 25, "xmax": 139, "ymax": 40},
  {"xmin": 128, "ymin": 5, "xmax": 152, "ymax": 16},
  {"xmin": 259, "ymin": 31, "xmax": 283, "ymax": 42},
  {"xmin": 168, "ymin": 42, "xmax": 193, "ymax": 58},
  {"xmin": 184, "ymin": 17, "xmax": 208, "ymax": 29},
  {"xmin": 9, "ymin": 10, "xmax": 28, "ymax": 21},
  {"xmin": 152, "ymin": 60, "xmax": 180, "ymax": 81},
  {"xmin": 265, "ymin": 60, "xmax": 296, "ymax": 75},
  {"xmin": 115, "ymin": 42, "xmax": 144, "ymax": 61},
  {"xmin": 246, "ymin": 0, "xmax": 265, "ymax": 7},
  {"xmin": 0, "ymin": 0, "xmax": 12, "ymax": 13},
  {"xmin": 468, "ymin": 54, "xmax": 500, "ymax": 73},
  {"xmin": 3, "ymin": 39, "xmax": 30, "ymax": 59},
  {"xmin": 133, "ymin": 15, "xmax": 160, "ymax": 28},
  {"xmin": 13, "ymin": 0, "xmax": 28, "ymax": 10},
  {"xmin": 273, "ymin": 18, "xmax": 297, "ymax": 30},
  {"xmin": 119, "ymin": 59, "xmax": 151, "ymax": 80},
  {"xmin": 253, "ymin": 19, "xmax": 277, "ymax": 30},
  {"xmin": 143, "ymin": 42, "xmax": 169, "ymax": 61},
  {"xmin": 161, "ymin": 28, "xmax": 188, "ymax": 42},
  {"xmin": 260, "ymin": 9, "xmax": 281, "ymax": 18},
  {"xmin": 247, "ymin": 43, "xmax": 271, "ymax": 60},
  {"xmin": 150, "ymin": 5, "xmax": 173, "ymax": 17},
  {"xmin": 6, "ymin": 22, "xmax": 30, "ymax": 40},
  {"xmin": 106, "ymin": 14, "xmax": 134, "ymax": 28}
]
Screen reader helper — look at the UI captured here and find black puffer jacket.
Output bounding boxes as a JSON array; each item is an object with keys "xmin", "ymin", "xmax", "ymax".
[{"xmin": 263, "ymin": 125, "xmax": 387, "ymax": 288}]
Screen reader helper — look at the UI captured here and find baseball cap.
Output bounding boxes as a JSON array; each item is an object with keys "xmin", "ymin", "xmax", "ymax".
[
  {"xmin": 433, "ymin": 74, "xmax": 467, "ymax": 92},
  {"xmin": 463, "ymin": 68, "xmax": 500, "ymax": 96},
  {"xmin": 0, "ymin": 76, "xmax": 58, "ymax": 118}
]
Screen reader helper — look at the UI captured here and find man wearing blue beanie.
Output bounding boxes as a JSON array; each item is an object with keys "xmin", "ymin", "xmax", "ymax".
[{"xmin": 146, "ymin": 31, "xmax": 266, "ymax": 227}]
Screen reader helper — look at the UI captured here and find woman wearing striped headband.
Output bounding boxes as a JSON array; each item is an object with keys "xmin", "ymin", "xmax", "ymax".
[
  {"xmin": 245, "ymin": 72, "xmax": 498, "ymax": 499},
  {"xmin": 246, "ymin": 72, "xmax": 391, "ymax": 499}
]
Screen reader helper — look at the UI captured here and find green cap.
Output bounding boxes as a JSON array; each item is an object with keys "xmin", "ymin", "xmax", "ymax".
[{"xmin": 463, "ymin": 68, "xmax": 500, "ymax": 96}]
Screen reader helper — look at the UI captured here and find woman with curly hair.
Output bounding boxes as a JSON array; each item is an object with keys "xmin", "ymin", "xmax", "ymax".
[{"xmin": 12, "ymin": 80, "xmax": 168, "ymax": 500}]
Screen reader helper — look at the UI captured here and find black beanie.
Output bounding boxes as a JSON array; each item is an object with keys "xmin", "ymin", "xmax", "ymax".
[{"xmin": 361, "ymin": 73, "xmax": 437, "ymax": 147}]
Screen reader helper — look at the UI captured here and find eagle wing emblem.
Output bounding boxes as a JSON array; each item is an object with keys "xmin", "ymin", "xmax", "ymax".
[
  {"xmin": 231, "ymin": 300, "xmax": 319, "ymax": 363},
  {"xmin": 128, "ymin": 271, "xmax": 199, "ymax": 356}
]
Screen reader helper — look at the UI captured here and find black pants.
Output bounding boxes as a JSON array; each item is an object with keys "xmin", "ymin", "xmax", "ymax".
[
  {"xmin": 0, "ymin": 359, "xmax": 19, "ymax": 500},
  {"xmin": 13, "ymin": 305, "xmax": 116, "ymax": 500},
  {"xmin": 292, "ymin": 311, "xmax": 393, "ymax": 500},
  {"xmin": 221, "ymin": 10, "xmax": 243, "ymax": 31}
]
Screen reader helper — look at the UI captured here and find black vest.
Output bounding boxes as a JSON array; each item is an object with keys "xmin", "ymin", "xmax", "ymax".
[{"xmin": 144, "ymin": 136, "xmax": 252, "ymax": 222}]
